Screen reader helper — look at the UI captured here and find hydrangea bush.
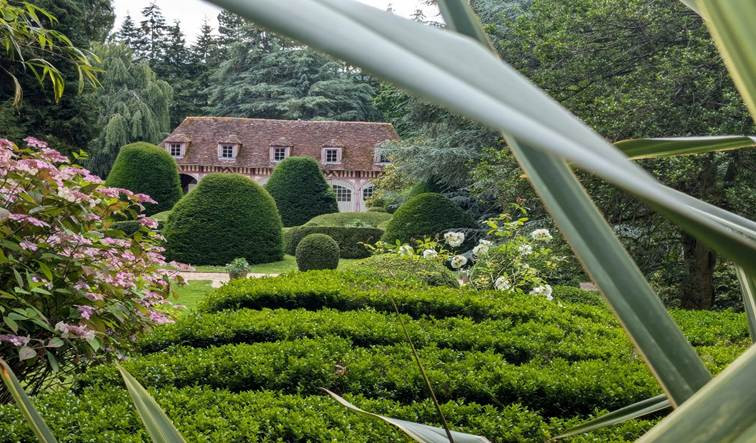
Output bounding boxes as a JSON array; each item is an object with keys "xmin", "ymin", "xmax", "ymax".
[
  {"xmin": 369, "ymin": 209, "xmax": 562, "ymax": 300},
  {"xmin": 0, "ymin": 138, "xmax": 183, "ymax": 399}
]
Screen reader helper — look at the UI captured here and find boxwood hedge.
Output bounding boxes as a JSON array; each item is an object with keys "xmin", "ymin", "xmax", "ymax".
[
  {"xmin": 164, "ymin": 173, "xmax": 283, "ymax": 265},
  {"xmin": 382, "ymin": 193, "xmax": 477, "ymax": 245},
  {"xmin": 296, "ymin": 233, "xmax": 340, "ymax": 271},
  {"xmin": 265, "ymin": 157, "xmax": 338, "ymax": 227},
  {"xmin": 284, "ymin": 225, "xmax": 383, "ymax": 258},
  {"xmin": 105, "ymin": 142, "xmax": 182, "ymax": 215}
]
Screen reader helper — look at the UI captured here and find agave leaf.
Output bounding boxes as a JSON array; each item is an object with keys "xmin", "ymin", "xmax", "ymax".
[
  {"xmin": 117, "ymin": 364, "xmax": 186, "ymax": 443},
  {"xmin": 735, "ymin": 268, "xmax": 756, "ymax": 343},
  {"xmin": 206, "ymin": 0, "xmax": 755, "ymax": 278},
  {"xmin": 322, "ymin": 389, "xmax": 490, "ymax": 443},
  {"xmin": 0, "ymin": 359, "xmax": 57, "ymax": 443},
  {"xmin": 639, "ymin": 345, "xmax": 756, "ymax": 442},
  {"xmin": 695, "ymin": 0, "xmax": 756, "ymax": 121},
  {"xmin": 436, "ymin": 0, "xmax": 711, "ymax": 404},
  {"xmin": 615, "ymin": 136, "xmax": 756, "ymax": 160},
  {"xmin": 554, "ymin": 394, "xmax": 670, "ymax": 440}
]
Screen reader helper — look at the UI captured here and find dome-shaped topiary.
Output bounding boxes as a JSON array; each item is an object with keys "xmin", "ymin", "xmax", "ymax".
[
  {"xmin": 105, "ymin": 142, "xmax": 183, "ymax": 215},
  {"xmin": 381, "ymin": 193, "xmax": 477, "ymax": 245},
  {"xmin": 264, "ymin": 156, "xmax": 338, "ymax": 227},
  {"xmin": 164, "ymin": 173, "xmax": 283, "ymax": 265},
  {"xmin": 295, "ymin": 233, "xmax": 340, "ymax": 271}
]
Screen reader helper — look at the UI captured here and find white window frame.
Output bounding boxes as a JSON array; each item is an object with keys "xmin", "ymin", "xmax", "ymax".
[
  {"xmin": 333, "ymin": 184, "xmax": 352, "ymax": 202},
  {"xmin": 220, "ymin": 144, "xmax": 235, "ymax": 159},
  {"xmin": 322, "ymin": 147, "xmax": 342, "ymax": 164},
  {"xmin": 374, "ymin": 150, "xmax": 390, "ymax": 164},
  {"xmin": 270, "ymin": 146, "xmax": 290, "ymax": 163},
  {"xmin": 167, "ymin": 143, "xmax": 184, "ymax": 159}
]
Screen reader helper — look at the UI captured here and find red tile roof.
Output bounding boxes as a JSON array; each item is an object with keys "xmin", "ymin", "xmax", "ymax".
[{"xmin": 163, "ymin": 117, "xmax": 399, "ymax": 172}]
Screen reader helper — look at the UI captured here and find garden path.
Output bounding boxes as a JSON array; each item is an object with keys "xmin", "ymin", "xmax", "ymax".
[{"xmin": 179, "ymin": 272, "xmax": 279, "ymax": 288}]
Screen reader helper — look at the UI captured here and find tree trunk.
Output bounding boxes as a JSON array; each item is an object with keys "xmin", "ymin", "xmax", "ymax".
[{"xmin": 679, "ymin": 232, "xmax": 717, "ymax": 309}]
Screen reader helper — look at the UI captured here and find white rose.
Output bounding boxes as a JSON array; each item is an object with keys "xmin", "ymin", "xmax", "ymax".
[
  {"xmin": 530, "ymin": 229, "xmax": 553, "ymax": 242},
  {"xmin": 450, "ymin": 254, "xmax": 468, "ymax": 269},
  {"xmin": 472, "ymin": 244, "xmax": 489, "ymax": 257},
  {"xmin": 518, "ymin": 244, "xmax": 533, "ymax": 256},
  {"xmin": 398, "ymin": 244, "xmax": 414, "ymax": 256},
  {"xmin": 444, "ymin": 232, "xmax": 465, "ymax": 248},
  {"xmin": 422, "ymin": 249, "xmax": 438, "ymax": 258},
  {"xmin": 494, "ymin": 276, "xmax": 511, "ymax": 291}
]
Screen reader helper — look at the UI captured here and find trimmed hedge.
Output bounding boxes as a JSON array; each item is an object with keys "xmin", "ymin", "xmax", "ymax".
[
  {"xmin": 296, "ymin": 233, "xmax": 340, "ymax": 271},
  {"xmin": 382, "ymin": 193, "xmax": 477, "ymax": 245},
  {"xmin": 139, "ymin": 307, "xmax": 628, "ymax": 363},
  {"xmin": 284, "ymin": 225, "xmax": 383, "ymax": 258},
  {"xmin": 347, "ymin": 254, "xmax": 460, "ymax": 287},
  {"xmin": 105, "ymin": 142, "xmax": 182, "ymax": 215},
  {"xmin": 0, "ymin": 387, "xmax": 550, "ymax": 442},
  {"xmin": 304, "ymin": 211, "xmax": 392, "ymax": 228},
  {"xmin": 79, "ymin": 338, "xmax": 659, "ymax": 417},
  {"xmin": 265, "ymin": 157, "xmax": 338, "ymax": 226},
  {"xmin": 164, "ymin": 173, "xmax": 283, "ymax": 265}
]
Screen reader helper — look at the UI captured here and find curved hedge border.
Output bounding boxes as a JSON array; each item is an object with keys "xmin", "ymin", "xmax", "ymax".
[
  {"xmin": 80, "ymin": 338, "xmax": 659, "ymax": 417},
  {"xmin": 284, "ymin": 226, "xmax": 383, "ymax": 258}
]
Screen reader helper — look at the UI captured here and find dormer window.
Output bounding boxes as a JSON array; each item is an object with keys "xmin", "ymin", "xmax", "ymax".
[
  {"xmin": 322, "ymin": 147, "xmax": 342, "ymax": 164},
  {"xmin": 166, "ymin": 143, "xmax": 184, "ymax": 159},
  {"xmin": 271, "ymin": 146, "xmax": 290, "ymax": 162},
  {"xmin": 217, "ymin": 143, "xmax": 238, "ymax": 160},
  {"xmin": 374, "ymin": 150, "xmax": 390, "ymax": 164}
]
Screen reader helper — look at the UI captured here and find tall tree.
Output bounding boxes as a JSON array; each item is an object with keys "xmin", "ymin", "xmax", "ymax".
[
  {"xmin": 137, "ymin": 1, "xmax": 167, "ymax": 63},
  {"xmin": 115, "ymin": 13, "xmax": 140, "ymax": 49},
  {"xmin": 86, "ymin": 44, "xmax": 173, "ymax": 177}
]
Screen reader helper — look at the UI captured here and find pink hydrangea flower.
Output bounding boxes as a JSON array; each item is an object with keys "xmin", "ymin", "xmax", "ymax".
[
  {"xmin": 0, "ymin": 334, "xmax": 30, "ymax": 347},
  {"xmin": 138, "ymin": 215, "xmax": 159, "ymax": 229},
  {"xmin": 148, "ymin": 310, "xmax": 173, "ymax": 325},
  {"xmin": 9, "ymin": 213, "xmax": 50, "ymax": 228},
  {"xmin": 19, "ymin": 240, "xmax": 38, "ymax": 251},
  {"xmin": 40, "ymin": 148, "xmax": 68, "ymax": 164},
  {"xmin": 134, "ymin": 193, "xmax": 158, "ymax": 204},
  {"xmin": 55, "ymin": 322, "xmax": 95, "ymax": 341},
  {"xmin": 76, "ymin": 305, "xmax": 96, "ymax": 320},
  {"xmin": 23, "ymin": 136, "xmax": 48, "ymax": 149}
]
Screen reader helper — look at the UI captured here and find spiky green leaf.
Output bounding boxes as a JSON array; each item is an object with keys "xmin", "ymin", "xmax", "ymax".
[{"xmin": 0, "ymin": 359, "xmax": 57, "ymax": 442}]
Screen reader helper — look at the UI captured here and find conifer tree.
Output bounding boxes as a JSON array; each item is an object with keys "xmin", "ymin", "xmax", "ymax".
[
  {"xmin": 115, "ymin": 14, "xmax": 140, "ymax": 49},
  {"xmin": 138, "ymin": 1, "xmax": 167, "ymax": 63}
]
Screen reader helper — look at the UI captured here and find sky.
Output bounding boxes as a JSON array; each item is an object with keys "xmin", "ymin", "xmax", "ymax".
[{"xmin": 112, "ymin": 0, "xmax": 439, "ymax": 43}]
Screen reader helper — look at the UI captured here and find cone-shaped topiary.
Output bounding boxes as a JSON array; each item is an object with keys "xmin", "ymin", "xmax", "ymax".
[
  {"xmin": 296, "ymin": 233, "xmax": 340, "ymax": 271},
  {"xmin": 164, "ymin": 173, "xmax": 283, "ymax": 265},
  {"xmin": 381, "ymin": 192, "xmax": 477, "ymax": 245},
  {"xmin": 265, "ymin": 156, "xmax": 338, "ymax": 226},
  {"xmin": 105, "ymin": 142, "xmax": 182, "ymax": 215}
]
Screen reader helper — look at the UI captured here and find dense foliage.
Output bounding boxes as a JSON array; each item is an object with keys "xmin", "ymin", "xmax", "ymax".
[
  {"xmin": 0, "ymin": 138, "xmax": 175, "ymax": 399},
  {"xmin": 285, "ymin": 226, "xmax": 382, "ymax": 259},
  {"xmin": 382, "ymin": 193, "xmax": 477, "ymax": 246},
  {"xmin": 2, "ymin": 270, "xmax": 737, "ymax": 440},
  {"xmin": 295, "ymin": 233, "xmax": 340, "ymax": 271},
  {"xmin": 105, "ymin": 142, "xmax": 182, "ymax": 215},
  {"xmin": 164, "ymin": 173, "xmax": 283, "ymax": 265},
  {"xmin": 303, "ymin": 211, "xmax": 392, "ymax": 228},
  {"xmin": 346, "ymin": 254, "xmax": 460, "ymax": 288},
  {"xmin": 264, "ymin": 157, "xmax": 338, "ymax": 227}
]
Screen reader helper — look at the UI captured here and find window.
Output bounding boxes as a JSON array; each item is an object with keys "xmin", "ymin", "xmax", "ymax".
[
  {"xmin": 169, "ymin": 143, "xmax": 182, "ymax": 158},
  {"xmin": 273, "ymin": 147, "xmax": 287, "ymax": 162},
  {"xmin": 333, "ymin": 185, "xmax": 352, "ymax": 202},
  {"xmin": 362, "ymin": 185, "xmax": 374, "ymax": 201},
  {"xmin": 375, "ymin": 151, "xmax": 390, "ymax": 164},
  {"xmin": 220, "ymin": 144, "xmax": 234, "ymax": 159},
  {"xmin": 324, "ymin": 148, "xmax": 339, "ymax": 163}
]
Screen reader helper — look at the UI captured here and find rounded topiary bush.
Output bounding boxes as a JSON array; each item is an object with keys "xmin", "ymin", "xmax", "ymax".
[
  {"xmin": 382, "ymin": 193, "xmax": 477, "ymax": 245},
  {"xmin": 296, "ymin": 233, "xmax": 340, "ymax": 271},
  {"xmin": 265, "ymin": 157, "xmax": 338, "ymax": 227},
  {"xmin": 345, "ymin": 254, "xmax": 459, "ymax": 288},
  {"xmin": 164, "ymin": 173, "xmax": 283, "ymax": 265},
  {"xmin": 105, "ymin": 142, "xmax": 182, "ymax": 215}
]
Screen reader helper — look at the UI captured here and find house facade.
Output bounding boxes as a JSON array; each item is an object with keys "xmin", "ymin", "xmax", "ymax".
[{"xmin": 161, "ymin": 117, "xmax": 399, "ymax": 212}]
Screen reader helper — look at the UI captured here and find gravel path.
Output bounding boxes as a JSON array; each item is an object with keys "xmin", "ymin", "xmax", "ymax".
[{"xmin": 179, "ymin": 272, "xmax": 279, "ymax": 288}]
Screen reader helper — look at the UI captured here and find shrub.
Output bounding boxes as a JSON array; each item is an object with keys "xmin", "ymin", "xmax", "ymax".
[
  {"xmin": 105, "ymin": 142, "xmax": 182, "ymax": 215},
  {"xmin": 225, "ymin": 258, "xmax": 250, "ymax": 280},
  {"xmin": 368, "ymin": 206, "xmax": 387, "ymax": 212},
  {"xmin": 0, "ymin": 138, "xmax": 175, "ymax": 397},
  {"xmin": 348, "ymin": 254, "xmax": 460, "ymax": 287},
  {"xmin": 264, "ymin": 157, "xmax": 338, "ymax": 226},
  {"xmin": 284, "ymin": 226, "xmax": 383, "ymax": 258},
  {"xmin": 304, "ymin": 211, "xmax": 392, "ymax": 228},
  {"xmin": 382, "ymin": 193, "xmax": 477, "ymax": 246},
  {"xmin": 164, "ymin": 173, "xmax": 283, "ymax": 265},
  {"xmin": 296, "ymin": 233, "xmax": 340, "ymax": 271}
]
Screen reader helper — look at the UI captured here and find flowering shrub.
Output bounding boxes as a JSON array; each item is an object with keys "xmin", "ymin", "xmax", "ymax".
[
  {"xmin": 468, "ymin": 212, "xmax": 562, "ymax": 299},
  {"xmin": 0, "ymin": 138, "xmax": 182, "ymax": 398}
]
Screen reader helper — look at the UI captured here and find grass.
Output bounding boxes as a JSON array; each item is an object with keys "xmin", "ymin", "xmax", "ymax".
[
  {"xmin": 193, "ymin": 255, "xmax": 362, "ymax": 274},
  {"xmin": 171, "ymin": 280, "xmax": 214, "ymax": 310}
]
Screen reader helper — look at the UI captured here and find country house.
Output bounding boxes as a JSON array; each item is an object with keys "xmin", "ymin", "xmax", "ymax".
[{"xmin": 161, "ymin": 117, "xmax": 399, "ymax": 212}]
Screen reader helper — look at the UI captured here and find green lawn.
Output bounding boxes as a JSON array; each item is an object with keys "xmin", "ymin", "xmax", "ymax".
[
  {"xmin": 193, "ymin": 255, "xmax": 362, "ymax": 274},
  {"xmin": 171, "ymin": 280, "xmax": 214, "ymax": 310}
]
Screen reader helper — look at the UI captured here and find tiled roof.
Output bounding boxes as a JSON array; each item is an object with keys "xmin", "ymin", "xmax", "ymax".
[{"xmin": 162, "ymin": 117, "xmax": 399, "ymax": 171}]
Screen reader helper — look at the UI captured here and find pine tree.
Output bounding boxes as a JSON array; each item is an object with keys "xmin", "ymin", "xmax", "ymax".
[
  {"xmin": 190, "ymin": 18, "xmax": 218, "ymax": 66},
  {"xmin": 138, "ymin": 1, "xmax": 167, "ymax": 63},
  {"xmin": 217, "ymin": 10, "xmax": 245, "ymax": 49},
  {"xmin": 160, "ymin": 20, "xmax": 187, "ymax": 77},
  {"xmin": 115, "ymin": 13, "xmax": 140, "ymax": 49}
]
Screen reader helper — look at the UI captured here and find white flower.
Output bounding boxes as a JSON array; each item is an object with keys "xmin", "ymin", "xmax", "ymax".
[
  {"xmin": 518, "ymin": 244, "xmax": 533, "ymax": 256},
  {"xmin": 530, "ymin": 284, "xmax": 553, "ymax": 300},
  {"xmin": 530, "ymin": 229, "xmax": 553, "ymax": 242},
  {"xmin": 472, "ymin": 244, "xmax": 490, "ymax": 257},
  {"xmin": 398, "ymin": 244, "xmax": 414, "ymax": 256},
  {"xmin": 478, "ymin": 239, "xmax": 493, "ymax": 246},
  {"xmin": 444, "ymin": 232, "xmax": 465, "ymax": 248},
  {"xmin": 450, "ymin": 254, "xmax": 468, "ymax": 269},
  {"xmin": 57, "ymin": 187, "xmax": 77, "ymax": 203},
  {"xmin": 494, "ymin": 276, "xmax": 511, "ymax": 291},
  {"xmin": 422, "ymin": 249, "xmax": 438, "ymax": 258}
]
